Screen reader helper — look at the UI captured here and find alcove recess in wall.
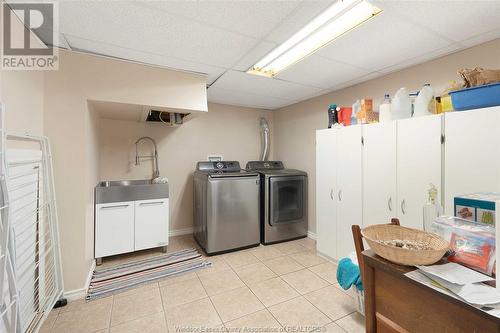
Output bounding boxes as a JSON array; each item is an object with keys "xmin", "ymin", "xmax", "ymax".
[{"xmin": 88, "ymin": 100, "xmax": 195, "ymax": 126}]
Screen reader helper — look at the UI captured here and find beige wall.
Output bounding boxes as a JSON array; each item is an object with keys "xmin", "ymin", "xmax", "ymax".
[
  {"xmin": 273, "ymin": 38, "xmax": 500, "ymax": 234},
  {"xmin": 98, "ymin": 103, "xmax": 274, "ymax": 231},
  {"xmin": 43, "ymin": 50, "xmax": 209, "ymax": 291},
  {"xmin": 1, "ymin": 12, "xmax": 44, "ymax": 137}
]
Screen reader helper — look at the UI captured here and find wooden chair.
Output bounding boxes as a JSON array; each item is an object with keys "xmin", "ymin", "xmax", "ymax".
[{"xmin": 352, "ymin": 218, "xmax": 400, "ymax": 284}]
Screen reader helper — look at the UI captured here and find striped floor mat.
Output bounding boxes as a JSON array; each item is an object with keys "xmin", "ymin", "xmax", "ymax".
[{"xmin": 87, "ymin": 248, "xmax": 211, "ymax": 300}]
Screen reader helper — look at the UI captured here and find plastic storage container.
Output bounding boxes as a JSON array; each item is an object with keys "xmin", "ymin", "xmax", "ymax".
[
  {"xmin": 449, "ymin": 82, "xmax": 500, "ymax": 111},
  {"xmin": 432, "ymin": 216, "xmax": 496, "ymax": 276}
]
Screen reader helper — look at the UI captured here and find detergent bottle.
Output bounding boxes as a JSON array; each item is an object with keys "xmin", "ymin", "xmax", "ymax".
[
  {"xmin": 391, "ymin": 88, "xmax": 412, "ymax": 120},
  {"xmin": 413, "ymin": 83, "xmax": 434, "ymax": 117}
]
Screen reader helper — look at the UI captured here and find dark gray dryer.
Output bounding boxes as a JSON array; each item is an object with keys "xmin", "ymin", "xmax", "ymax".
[{"xmin": 246, "ymin": 161, "xmax": 308, "ymax": 245}]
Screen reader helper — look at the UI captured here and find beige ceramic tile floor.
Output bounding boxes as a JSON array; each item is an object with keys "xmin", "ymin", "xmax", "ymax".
[{"xmin": 41, "ymin": 235, "xmax": 364, "ymax": 333}]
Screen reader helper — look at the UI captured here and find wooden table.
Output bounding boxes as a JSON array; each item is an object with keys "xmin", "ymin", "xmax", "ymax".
[{"xmin": 362, "ymin": 250, "xmax": 500, "ymax": 333}]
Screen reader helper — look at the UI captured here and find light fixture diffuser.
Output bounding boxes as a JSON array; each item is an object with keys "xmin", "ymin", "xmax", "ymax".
[{"xmin": 248, "ymin": 0, "xmax": 382, "ymax": 77}]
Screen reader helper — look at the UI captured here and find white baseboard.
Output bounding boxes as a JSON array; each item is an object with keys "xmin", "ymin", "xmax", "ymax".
[
  {"xmin": 63, "ymin": 288, "xmax": 87, "ymax": 302},
  {"xmin": 63, "ymin": 260, "xmax": 95, "ymax": 302},
  {"xmin": 169, "ymin": 227, "xmax": 193, "ymax": 237},
  {"xmin": 307, "ymin": 230, "xmax": 317, "ymax": 240}
]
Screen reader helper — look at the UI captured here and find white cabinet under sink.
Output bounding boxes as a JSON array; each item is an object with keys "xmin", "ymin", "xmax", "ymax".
[
  {"xmin": 95, "ymin": 198, "xmax": 169, "ymax": 262},
  {"xmin": 135, "ymin": 198, "xmax": 169, "ymax": 251}
]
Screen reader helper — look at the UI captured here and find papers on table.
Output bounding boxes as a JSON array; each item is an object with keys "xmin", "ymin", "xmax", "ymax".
[
  {"xmin": 406, "ymin": 270, "xmax": 500, "ymax": 319},
  {"xmin": 407, "ymin": 263, "xmax": 500, "ymax": 307},
  {"xmin": 416, "ymin": 263, "xmax": 494, "ymax": 285}
]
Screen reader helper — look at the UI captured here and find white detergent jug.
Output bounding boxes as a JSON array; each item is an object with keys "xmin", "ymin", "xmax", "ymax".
[
  {"xmin": 413, "ymin": 84, "xmax": 434, "ymax": 117},
  {"xmin": 391, "ymin": 88, "xmax": 411, "ymax": 120},
  {"xmin": 379, "ymin": 94, "xmax": 392, "ymax": 122}
]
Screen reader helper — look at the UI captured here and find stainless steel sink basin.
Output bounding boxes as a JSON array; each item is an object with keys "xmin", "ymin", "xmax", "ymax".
[
  {"xmin": 95, "ymin": 179, "xmax": 169, "ymax": 204},
  {"xmin": 97, "ymin": 179, "xmax": 152, "ymax": 187}
]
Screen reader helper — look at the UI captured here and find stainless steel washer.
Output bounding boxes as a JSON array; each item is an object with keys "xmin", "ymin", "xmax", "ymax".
[
  {"xmin": 193, "ymin": 161, "xmax": 260, "ymax": 255},
  {"xmin": 246, "ymin": 161, "xmax": 308, "ymax": 245}
]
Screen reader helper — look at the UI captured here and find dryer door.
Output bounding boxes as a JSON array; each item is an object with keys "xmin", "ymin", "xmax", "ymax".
[{"xmin": 269, "ymin": 175, "xmax": 306, "ymax": 225}]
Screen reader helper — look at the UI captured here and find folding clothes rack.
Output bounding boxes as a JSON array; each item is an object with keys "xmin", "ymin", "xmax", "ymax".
[{"xmin": 0, "ymin": 104, "xmax": 64, "ymax": 333}]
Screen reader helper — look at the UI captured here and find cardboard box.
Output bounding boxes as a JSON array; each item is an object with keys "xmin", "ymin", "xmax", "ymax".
[{"xmin": 454, "ymin": 193, "xmax": 500, "ymax": 226}]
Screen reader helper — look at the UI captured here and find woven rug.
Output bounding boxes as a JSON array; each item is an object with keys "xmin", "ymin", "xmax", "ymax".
[{"xmin": 87, "ymin": 248, "xmax": 210, "ymax": 300}]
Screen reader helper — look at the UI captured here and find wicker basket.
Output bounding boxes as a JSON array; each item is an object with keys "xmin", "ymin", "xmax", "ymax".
[{"xmin": 361, "ymin": 225, "xmax": 449, "ymax": 266}]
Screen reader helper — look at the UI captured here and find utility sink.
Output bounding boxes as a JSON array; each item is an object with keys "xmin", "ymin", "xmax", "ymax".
[{"xmin": 95, "ymin": 179, "xmax": 169, "ymax": 204}]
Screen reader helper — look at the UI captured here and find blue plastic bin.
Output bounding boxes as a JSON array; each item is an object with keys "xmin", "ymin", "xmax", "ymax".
[{"xmin": 449, "ymin": 82, "xmax": 500, "ymax": 111}]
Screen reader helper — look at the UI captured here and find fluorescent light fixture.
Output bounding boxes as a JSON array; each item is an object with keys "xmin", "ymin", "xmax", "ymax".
[{"xmin": 248, "ymin": 0, "xmax": 382, "ymax": 77}]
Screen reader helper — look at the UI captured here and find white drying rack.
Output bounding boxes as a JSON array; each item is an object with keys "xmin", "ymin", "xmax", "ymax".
[{"xmin": 0, "ymin": 103, "xmax": 64, "ymax": 333}]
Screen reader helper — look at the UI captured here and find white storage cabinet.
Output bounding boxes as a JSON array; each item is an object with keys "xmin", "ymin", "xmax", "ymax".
[
  {"xmin": 95, "ymin": 198, "xmax": 169, "ymax": 260},
  {"xmin": 316, "ymin": 126, "xmax": 362, "ymax": 260},
  {"xmin": 316, "ymin": 109, "xmax": 500, "ymax": 261}
]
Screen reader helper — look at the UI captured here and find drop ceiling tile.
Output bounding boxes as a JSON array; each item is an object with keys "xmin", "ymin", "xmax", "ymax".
[
  {"xmin": 139, "ymin": 1, "xmax": 300, "ymax": 40},
  {"xmin": 316, "ymin": 13, "xmax": 449, "ymax": 72},
  {"xmin": 232, "ymin": 41, "xmax": 277, "ymax": 72},
  {"xmin": 276, "ymin": 54, "xmax": 370, "ymax": 89},
  {"xmin": 461, "ymin": 28, "xmax": 500, "ymax": 48},
  {"xmin": 211, "ymin": 70, "xmax": 323, "ymax": 101},
  {"xmin": 372, "ymin": 0, "xmax": 500, "ymax": 43},
  {"xmin": 328, "ymin": 72, "xmax": 385, "ymax": 92},
  {"xmin": 208, "ymin": 87, "xmax": 290, "ymax": 110},
  {"xmin": 378, "ymin": 43, "xmax": 463, "ymax": 74},
  {"xmin": 265, "ymin": 0, "xmax": 334, "ymax": 43},
  {"xmin": 65, "ymin": 35, "xmax": 226, "ymax": 83},
  {"xmin": 59, "ymin": 1, "xmax": 258, "ymax": 68}
]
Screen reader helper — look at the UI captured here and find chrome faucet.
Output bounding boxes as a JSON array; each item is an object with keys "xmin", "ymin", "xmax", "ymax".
[{"xmin": 135, "ymin": 136, "xmax": 160, "ymax": 179}]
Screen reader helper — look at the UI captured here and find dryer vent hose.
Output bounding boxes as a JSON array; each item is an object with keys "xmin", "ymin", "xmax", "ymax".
[{"xmin": 260, "ymin": 117, "xmax": 270, "ymax": 161}]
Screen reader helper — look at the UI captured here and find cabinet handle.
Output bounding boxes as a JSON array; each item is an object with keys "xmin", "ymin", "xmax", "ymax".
[
  {"xmin": 401, "ymin": 200, "xmax": 406, "ymax": 215},
  {"xmin": 388, "ymin": 197, "xmax": 392, "ymax": 211},
  {"xmin": 330, "ymin": 189, "xmax": 334, "ymax": 200},
  {"xmin": 101, "ymin": 204, "xmax": 129, "ymax": 210},
  {"xmin": 338, "ymin": 189, "xmax": 342, "ymax": 201},
  {"xmin": 139, "ymin": 201, "xmax": 164, "ymax": 206}
]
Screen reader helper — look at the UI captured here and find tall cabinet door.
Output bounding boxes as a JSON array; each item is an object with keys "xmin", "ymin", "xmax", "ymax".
[
  {"xmin": 336, "ymin": 125, "xmax": 363, "ymax": 259},
  {"xmin": 363, "ymin": 122, "xmax": 397, "ymax": 227},
  {"xmin": 316, "ymin": 129, "xmax": 338, "ymax": 259},
  {"xmin": 444, "ymin": 107, "xmax": 500, "ymax": 214},
  {"xmin": 397, "ymin": 115, "xmax": 442, "ymax": 229}
]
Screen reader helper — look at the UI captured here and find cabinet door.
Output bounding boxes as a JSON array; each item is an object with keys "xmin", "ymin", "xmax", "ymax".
[
  {"xmin": 397, "ymin": 115, "xmax": 442, "ymax": 229},
  {"xmin": 444, "ymin": 107, "xmax": 500, "ymax": 215},
  {"xmin": 316, "ymin": 129, "xmax": 338, "ymax": 259},
  {"xmin": 135, "ymin": 198, "xmax": 169, "ymax": 251},
  {"xmin": 337, "ymin": 125, "xmax": 363, "ymax": 259},
  {"xmin": 363, "ymin": 122, "xmax": 397, "ymax": 226},
  {"xmin": 95, "ymin": 201, "xmax": 135, "ymax": 258}
]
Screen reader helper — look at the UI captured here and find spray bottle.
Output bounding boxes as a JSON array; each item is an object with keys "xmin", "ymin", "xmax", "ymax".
[{"xmin": 423, "ymin": 183, "xmax": 441, "ymax": 232}]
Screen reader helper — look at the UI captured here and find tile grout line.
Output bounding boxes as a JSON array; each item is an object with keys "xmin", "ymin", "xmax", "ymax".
[
  {"xmin": 107, "ymin": 295, "xmax": 114, "ymax": 332},
  {"xmin": 198, "ymin": 270, "xmax": 228, "ymax": 331},
  {"xmin": 158, "ymin": 281, "xmax": 172, "ymax": 332},
  {"xmin": 108, "ymin": 285, "xmax": 165, "ymax": 329}
]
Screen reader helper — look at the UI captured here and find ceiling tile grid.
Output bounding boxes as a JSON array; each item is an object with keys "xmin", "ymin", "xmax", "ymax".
[
  {"xmin": 210, "ymin": 70, "xmax": 323, "ymax": 102},
  {"xmin": 27, "ymin": 0, "xmax": 500, "ymax": 110}
]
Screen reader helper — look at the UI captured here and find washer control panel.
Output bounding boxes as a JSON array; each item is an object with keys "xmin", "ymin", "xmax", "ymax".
[{"xmin": 197, "ymin": 161, "xmax": 241, "ymax": 172}]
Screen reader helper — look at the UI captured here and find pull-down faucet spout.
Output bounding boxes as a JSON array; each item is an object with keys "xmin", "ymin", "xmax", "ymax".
[{"xmin": 135, "ymin": 136, "xmax": 160, "ymax": 179}]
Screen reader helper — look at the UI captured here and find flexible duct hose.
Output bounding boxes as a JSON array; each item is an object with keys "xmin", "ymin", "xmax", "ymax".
[{"xmin": 260, "ymin": 118, "xmax": 270, "ymax": 161}]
